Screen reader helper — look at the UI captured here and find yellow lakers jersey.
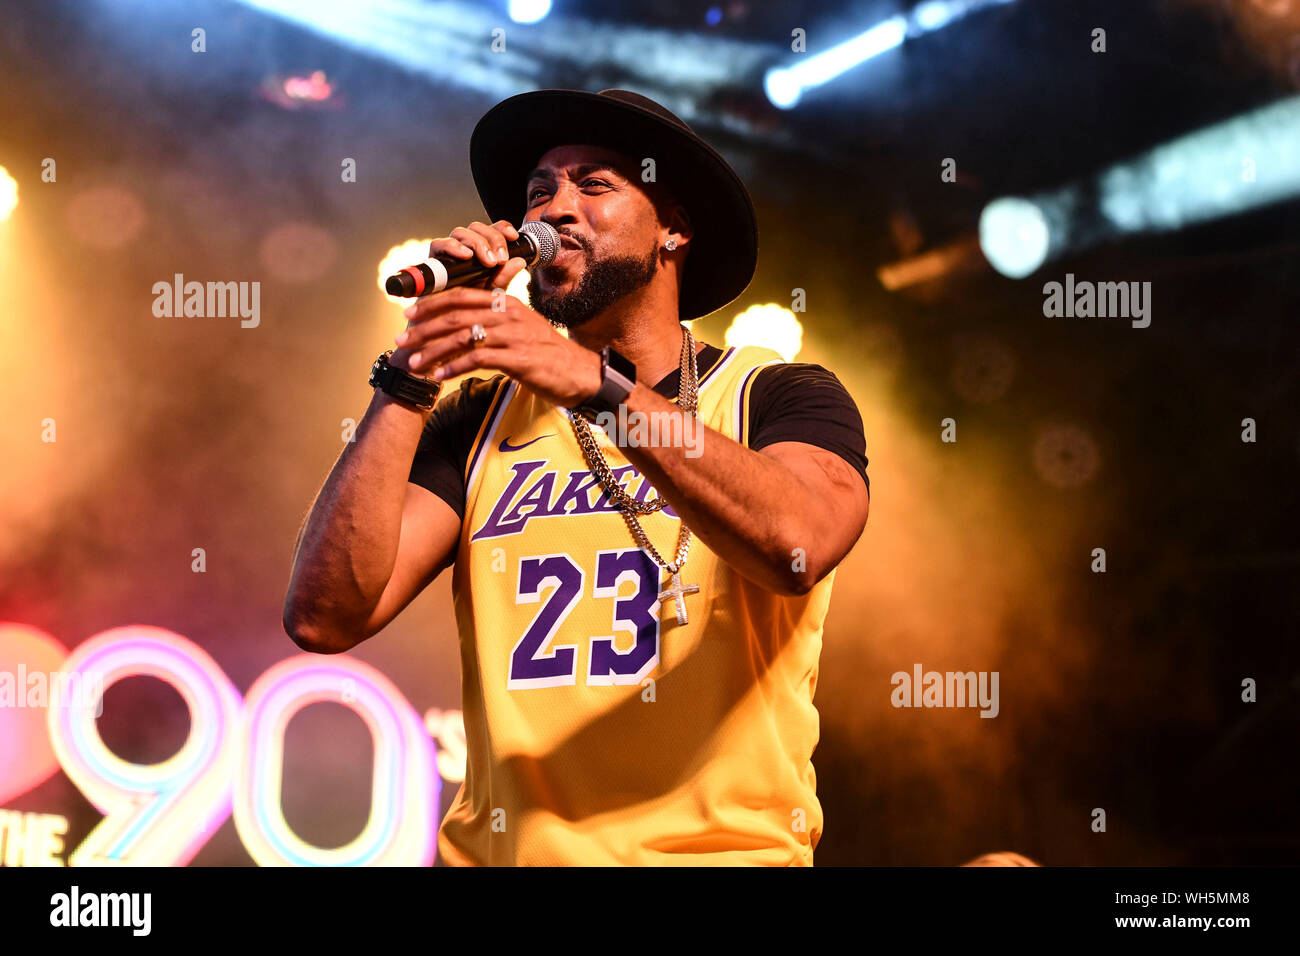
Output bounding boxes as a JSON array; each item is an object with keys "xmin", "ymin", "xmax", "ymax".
[{"xmin": 439, "ymin": 342, "xmax": 838, "ymax": 865}]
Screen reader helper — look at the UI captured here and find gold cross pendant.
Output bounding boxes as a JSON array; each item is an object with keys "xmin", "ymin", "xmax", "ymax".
[{"xmin": 657, "ymin": 570, "xmax": 700, "ymax": 626}]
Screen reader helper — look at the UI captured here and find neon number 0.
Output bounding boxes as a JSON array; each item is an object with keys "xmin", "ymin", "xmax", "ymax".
[
  {"xmin": 47, "ymin": 626, "xmax": 438, "ymax": 866},
  {"xmin": 234, "ymin": 656, "xmax": 438, "ymax": 866}
]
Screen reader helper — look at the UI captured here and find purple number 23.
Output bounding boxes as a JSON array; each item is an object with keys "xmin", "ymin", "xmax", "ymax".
[{"xmin": 508, "ymin": 549, "xmax": 661, "ymax": 689}]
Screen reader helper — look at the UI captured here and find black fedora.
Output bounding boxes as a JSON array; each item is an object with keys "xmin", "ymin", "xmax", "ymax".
[{"xmin": 469, "ymin": 88, "xmax": 758, "ymax": 320}]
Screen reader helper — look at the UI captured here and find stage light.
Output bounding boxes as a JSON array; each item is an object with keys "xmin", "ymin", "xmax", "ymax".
[
  {"xmin": 258, "ymin": 221, "xmax": 338, "ymax": 283},
  {"xmin": 258, "ymin": 70, "xmax": 341, "ymax": 111},
  {"xmin": 764, "ymin": 68, "xmax": 802, "ymax": 110},
  {"xmin": 979, "ymin": 93, "xmax": 1300, "ymax": 277},
  {"xmin": 508, "ymin": 0, "xmax": 551, "ymax": 24},
  {"xmin": 765, "ymin": 16, "xmax": 906, "ymax": 109},
  {"xmin": 1032, "ymin": 424, "xmax": 1101, "ymax": 489},
  {"xmin": 378, "ymin": 239, "xmax": 436, "ymax": 306},
  {"xmin": 1096, "ymin": 93, "xmax": 1300, "ymax": 231},
  {"xmin": 0, "ymin": 167, "xmax": 17, "ymax": 221},
  {"xmin": 914, "ymin": 1, "xmax": 960, "ymax": 31},
  {"xmin": 950, "ymin": 335, "xmax": 1017, "ymax": 403},
  {"xmin": 764, "ymin": 0, "xmax": 1018, "ymax": 109},
  {"xmin": 724, "ymin": 303, "xmax": 804, "ymax": 361},
  {"xmin": 978, "ymin": 197, "xmax": 1051, "ymax": 279},
  {"xmin": 877, "ymin": 238, "xmax": 984, "ymax": 290},
  {"xmin": 65, "ymin": 186, "xmax": 146, "ymax": 249},
  {"xmin": 233, "ymin": 0, "xmax": 770, "ymax": 129}
]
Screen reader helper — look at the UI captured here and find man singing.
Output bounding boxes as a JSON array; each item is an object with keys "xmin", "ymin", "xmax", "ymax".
[{"xmin": 283, "ymin": 89, "xmax": 870, "ymax": 865}]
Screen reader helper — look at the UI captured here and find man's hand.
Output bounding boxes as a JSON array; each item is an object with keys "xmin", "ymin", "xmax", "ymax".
[{"xmin": 394, "ymin": 219, "xmax": 601, "ymax": 408}]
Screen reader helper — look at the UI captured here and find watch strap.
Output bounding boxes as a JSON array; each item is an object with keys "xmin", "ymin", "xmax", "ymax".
[
  {"xmin": 370, "ymin": 351, "xmax": 440, "ymax": 410},
  {"xmin": 575, "ymin": 346, "xmax": 636, "ymax": 419}
]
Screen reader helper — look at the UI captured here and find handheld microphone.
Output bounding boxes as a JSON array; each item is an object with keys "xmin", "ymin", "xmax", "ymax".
[{"xmin": 385, "ymin": 220, "xmax": 559, "ymax": 297}]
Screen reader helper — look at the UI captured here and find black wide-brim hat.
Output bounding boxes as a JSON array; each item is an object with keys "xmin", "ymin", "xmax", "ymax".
[{"xmin": 469, "ymin": 88, "xmax": 758, "ymax": 320}]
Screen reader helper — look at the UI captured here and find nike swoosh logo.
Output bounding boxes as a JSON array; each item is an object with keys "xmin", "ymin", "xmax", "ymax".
[{"xmin": 499, "ymin": 433, "xmax": 554, "ymax": 453}]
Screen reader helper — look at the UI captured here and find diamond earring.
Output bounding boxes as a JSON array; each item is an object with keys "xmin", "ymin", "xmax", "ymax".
[{"xmin": 664, "ymin": 238, "xmax": 677, "ymax": 251}]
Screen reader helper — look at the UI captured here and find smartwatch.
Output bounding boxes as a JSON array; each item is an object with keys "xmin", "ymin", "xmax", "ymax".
[
  {"xmin": 369, "ymin": 351, "xmax": 441, "ymax": 410},
  {"xmin": 574, "ymin": 346, "xmax": 637, "ymax": 420}
]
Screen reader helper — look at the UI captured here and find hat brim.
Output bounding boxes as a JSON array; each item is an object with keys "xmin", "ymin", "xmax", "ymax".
[{"xmin": 469, "ymin": 89, "xmax": 757, "ymax": 320}]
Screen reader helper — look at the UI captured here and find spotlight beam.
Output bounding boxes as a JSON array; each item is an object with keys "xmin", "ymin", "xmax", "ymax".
[
  {"xmin": 233, "ymin": 0, "xmax": 775, "ymax": 114},
  {"xmin": 979, "ymin": 94, "xmax": 1300, "ymax": 277},
  {"xmin": 765, "ymin": 0, "xmax": 1019, "ymax": 109}
]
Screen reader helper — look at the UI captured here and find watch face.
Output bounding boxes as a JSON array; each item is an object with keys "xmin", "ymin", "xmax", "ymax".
[{"xmin": 606, "ymin": 347, "xmax": 636, "ymax": 382}]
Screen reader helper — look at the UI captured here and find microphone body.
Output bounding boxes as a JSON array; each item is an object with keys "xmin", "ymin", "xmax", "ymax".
[{"xmin": 385, "ymin": 220, "xmax": 559, "ymax": 297}]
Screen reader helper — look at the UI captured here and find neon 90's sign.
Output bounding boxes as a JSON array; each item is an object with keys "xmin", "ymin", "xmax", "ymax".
[{"xmin": 1, "ymin": 623, "xmax": 459, "ymax": 866}]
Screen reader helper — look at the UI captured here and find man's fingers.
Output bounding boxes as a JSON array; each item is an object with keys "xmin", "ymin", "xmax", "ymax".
[
  {"xmin": 450, "ymin": 224, "xmax": 499, "ymax": 268},
  {"xmin": 429, "ymin": 236, "xmax": 474, "ymax": 259},
  {"xmin": 409, "ymin": 323, "xmax": 517, "ymax": 374},
  {"xmin": 467, "ymin": 219, "xmax": 518, "ymax": 263},
  {"xmin": 428, "ymin": 340, "xmax": 517, "ymax": 382},
  {"xmin": 401, "ymin": 286, "xmax": 496, "ymax": 323},
  {"xmin": 491, "ymin": 256, "xmax": 528, "ymax": 289},
  {"xmin": 399, "ymin": 303, "xmax": 511, "ymax": 354},
  {"xmin": 462, "ymin": 220, "xmax": 514, "ymax": 266}
]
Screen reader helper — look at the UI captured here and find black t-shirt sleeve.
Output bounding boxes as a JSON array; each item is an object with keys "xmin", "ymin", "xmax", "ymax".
[
  {"xmin": 746, "ymin": 363, "xmax": 870, "ymax": 494},
  {"xmin": 407, "ymin": 374, "xmax": 506, "ymax": 519}
]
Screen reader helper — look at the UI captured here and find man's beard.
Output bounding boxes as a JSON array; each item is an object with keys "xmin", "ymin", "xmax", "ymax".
[{"xmin": 527, "ymin": 236, "xmax": 659, "ymax": 329}]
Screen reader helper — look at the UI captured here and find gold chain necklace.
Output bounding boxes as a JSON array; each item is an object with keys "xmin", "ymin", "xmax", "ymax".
[{"xmin": 568, "ymin": 324, "xmax": 701, "ymax": 625}]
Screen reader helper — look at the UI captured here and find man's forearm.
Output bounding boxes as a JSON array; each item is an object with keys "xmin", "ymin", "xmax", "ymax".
[
  {"xmin": 610, "ymin": 383, "xmax": 828, "ymax": 595},
  {"xmin": 283, "ymin": 390, "xmax": 430, "ymax": 648}
]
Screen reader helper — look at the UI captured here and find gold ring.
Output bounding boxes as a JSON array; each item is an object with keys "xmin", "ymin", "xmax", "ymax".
[{"xmin": 469, "ymin": 323, "xmax": 487, "ymax": 348}]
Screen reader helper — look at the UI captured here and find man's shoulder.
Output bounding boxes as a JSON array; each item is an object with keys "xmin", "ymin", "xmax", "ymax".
[
  {"xmin": 425, "ymin": 373, "xmax": 510, "ymax": 428},
  {"xmin": 720, "ymin": 345, "xmax": 849, "ymax": 390},
  {"xmin": 741, "ymin": 354, "xmax": 869, "ymax": 491},
  {"xmin": 445, "ymin": 372, "xmax": 510, "ymax": 404},
  {"xmin": 749, "ymin": 357, "xmax": 854, "ymax": 398}
]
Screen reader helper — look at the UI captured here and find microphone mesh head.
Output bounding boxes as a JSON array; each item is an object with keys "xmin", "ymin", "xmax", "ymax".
[{"xmin": 519, "ymin": 220, "xmax": 559, "ymax": 266}]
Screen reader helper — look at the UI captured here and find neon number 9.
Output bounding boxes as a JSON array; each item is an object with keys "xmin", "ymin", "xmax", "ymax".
[
  {"xmin": 233, "ymin": 656, "xmax": 439, "ymax": 866},
  {"xmin": 48, "ymin": 626, "xmax": 243, "ymax": 866}
]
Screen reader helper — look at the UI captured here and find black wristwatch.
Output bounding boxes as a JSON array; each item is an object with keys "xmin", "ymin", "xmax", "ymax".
[
  {"xmin": 573, "ymin": 346, "xmax": 637, "ymax": 420},
  {"xmin": 369, "ymin": 351, "xmax": 441, "ymax": 410}
]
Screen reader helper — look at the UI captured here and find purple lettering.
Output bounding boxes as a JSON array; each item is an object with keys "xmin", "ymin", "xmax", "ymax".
[{"xmin": 471, "ymin": 459, "xmax": 546, "ymax": 541}]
